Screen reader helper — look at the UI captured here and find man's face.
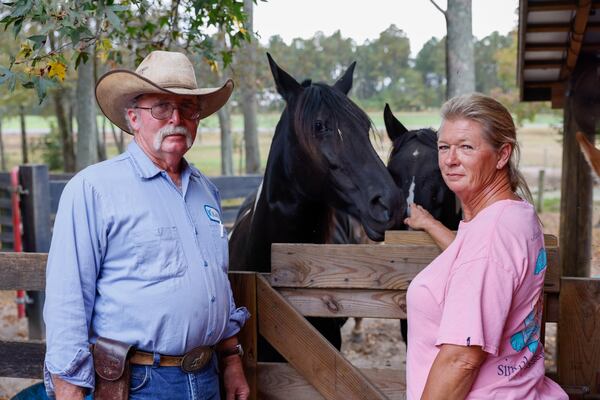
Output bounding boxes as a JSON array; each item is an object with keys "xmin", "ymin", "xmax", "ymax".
[{"xmin": 127, "ymin": 93, "xmax": 201, "ymax": 163}]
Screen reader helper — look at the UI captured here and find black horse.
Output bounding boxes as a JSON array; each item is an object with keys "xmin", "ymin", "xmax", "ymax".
[
  {"xmin": 229, "ymin": 54, "xmax": 402, "ymax": 360},
  {"xmin": 384, "ymin": 103, "xmax": 461, "ymax": 343},
  {"xmin": 384, "ymin": 103, "xmax": 461, "ymax": 231},
  {"xmin": 348, "ymin": 105, "xmax": 463, "ymax": 343}
]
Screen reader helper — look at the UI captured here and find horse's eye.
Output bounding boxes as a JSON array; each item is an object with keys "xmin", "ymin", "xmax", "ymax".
[{"xmin": 314, "ymin": 120, "xmax": 325, "ymax": 133}]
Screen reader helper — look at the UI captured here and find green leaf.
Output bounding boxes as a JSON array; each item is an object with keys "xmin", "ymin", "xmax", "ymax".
[
  {"xmin": 74, "ymin": 51, "xmax": 89, "ymax": 69},
  {"xmin": 158, "ymin": 15, "xmax": 169, "ymax": 27},
  {"xmin": 0, "ymin": 67, "xmax": 14, "ymax": 85},
  {"xmin": 0, "ymin": 15, "xmax": 15, "ymax": 25},
  {"xmin": 7, "ymin": 73, "xmax": 17, "ymax": 91},
  {"xmin": 104, "ymin": 8, "xmax": 122, "ymax": 30},
  {"xmin": 11, "ymin": 16, "xmax": 23, "ymax": 37},
  {"xmin": 108, "ymin": 4, "xmax": 128, "ymax": 12},
  {"xmin": 10, "ymin": 0, "xmax": 33, "ymax": 18},
  {"xmin": 33, "ymin": 77, "xmax": 49, "ymax": 103},
  {"xmin": 69, "ymin": 28, "xmax": 81, "ymax": 45},
  {"xmin": 28, "ymin": 34, "xmax": 47, "ymax": 51}
]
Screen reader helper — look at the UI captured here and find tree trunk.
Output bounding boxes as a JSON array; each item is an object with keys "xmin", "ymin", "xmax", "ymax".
[
  {"xmin": 214, "ymin": 27, "xmax": 234, "ymax": 175},
  {"xmin": 48, "ymin": 31, "xmax": 76, "ymax": 171},
  {"xmin": 19, "ymin": 105, "xmax": 28, "ymax": 164},
  {"xmin": 218, "ymin": 105, "xmax": 234, "ymax": 175},
  {"xmin": 98, "ymin": 116, "xmax": 107, "ymax": 161},
  {"xmin": 52, "ymin": 90, "xmax": 76, "ymax": 171},
  {"xmin": 445, "ymin": 0, "xmax": 475, "ymax": 98},
  {"xmin": 0, "ymin": 119, "xmax": 5, "ymax": 171},
  {"xmin": 110, "ymin": 124, "xmax": 124, "ymax": 153},
  {"xmin": 75, "ymin": 49, "xmax": 98, "ymax": 170},
  {"xmin": 240, "ymin": 0, "xmax": 260, "ymax": 173}
]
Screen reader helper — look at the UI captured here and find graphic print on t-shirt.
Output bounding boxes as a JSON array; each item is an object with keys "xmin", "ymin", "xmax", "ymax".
[
  {"xmin": 511, "ymin": 248, "xmax": 546, "ymax": 354},
  {"xmin": 510, "ymin": 307, "xmax": 540, "ymax": 354},
  {"xmin": 534, "ymin": 248, "xmax": 547, "ymax": 275}
]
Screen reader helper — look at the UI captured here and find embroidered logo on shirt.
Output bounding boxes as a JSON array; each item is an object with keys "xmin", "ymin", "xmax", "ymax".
[
  {"xmin": 534, "ymin": 248, "xmax": 547, "ymax": 275},
  {"xmin": 204, "ymin": 205, "xmax": 221, "ymax": 223}
]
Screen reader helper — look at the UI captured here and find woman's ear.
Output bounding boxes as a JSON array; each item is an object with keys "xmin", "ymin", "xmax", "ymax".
[{"xmin": 497, "ymin": 143, "xmax": 512, "ymax": 169}]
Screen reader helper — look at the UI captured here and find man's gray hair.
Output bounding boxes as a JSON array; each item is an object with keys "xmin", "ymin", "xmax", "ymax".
[{"xmin": 124, "ymin": 97, "xmax": 139, "ymax": 133}]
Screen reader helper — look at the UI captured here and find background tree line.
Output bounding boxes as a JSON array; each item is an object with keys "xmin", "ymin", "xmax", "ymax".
[{"xmin": 0, "ymin": 1, "xmax": 549, "ymax": 175}]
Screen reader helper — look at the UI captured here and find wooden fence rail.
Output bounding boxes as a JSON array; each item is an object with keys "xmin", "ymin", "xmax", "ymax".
[{"xmin": 2, "ymin": 230, "xmax": 600, "ymax": 398}]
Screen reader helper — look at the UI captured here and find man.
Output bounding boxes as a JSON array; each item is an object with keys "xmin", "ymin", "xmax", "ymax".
[{"xmin": 43, "ymin": 50, "xmax": 250, "ymax": 400}]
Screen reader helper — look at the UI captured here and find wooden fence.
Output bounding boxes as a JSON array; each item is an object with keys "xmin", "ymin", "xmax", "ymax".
[
  {"xmin": 2, "ymin": 232, "xmax": 600, "ymax": 399},
  {"xmin": 1, "ymin": 165, "xmax": 599, "ymax": 399}
]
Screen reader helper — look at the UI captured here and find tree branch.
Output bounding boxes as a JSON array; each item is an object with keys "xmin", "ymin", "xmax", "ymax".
[{"xmin": 429, "ymin": 0, "xmax": 446, "ymax": 16}]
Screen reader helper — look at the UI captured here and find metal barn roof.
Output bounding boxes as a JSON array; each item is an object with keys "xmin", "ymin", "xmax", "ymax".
[{"xmin": 518, "ymin": 0, "xmax": 600, "ymax": 106}]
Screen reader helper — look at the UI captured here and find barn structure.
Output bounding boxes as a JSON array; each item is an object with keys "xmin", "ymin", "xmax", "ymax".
[{"xmin": 518, "ymin": 0, "xmax": 600, "ymax": 278}]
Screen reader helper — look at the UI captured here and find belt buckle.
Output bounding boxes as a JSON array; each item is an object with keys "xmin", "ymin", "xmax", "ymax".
[{"xmin": 181, "ymin": 346, "xmax": 212, "ymax": 373}]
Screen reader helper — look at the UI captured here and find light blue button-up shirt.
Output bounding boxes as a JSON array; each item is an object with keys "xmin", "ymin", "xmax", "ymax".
[{"xmin": 43, "ymin": 140, "xmax": 249, "ymax": 396}]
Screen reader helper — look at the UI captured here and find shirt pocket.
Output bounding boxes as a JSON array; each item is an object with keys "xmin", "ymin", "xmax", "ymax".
[
  {"xmin": 209, "ymin": 224, "xmax": 229, "ymax": 272},
  {"xmin": 133, "ymin": 227, "xmax": 187, "ymax": 280}
]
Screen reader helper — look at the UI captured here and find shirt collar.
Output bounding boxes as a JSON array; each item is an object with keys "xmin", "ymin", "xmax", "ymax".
[{"xmin": 127, "ymin": 139, "xmax": 200, "ymax": 180}]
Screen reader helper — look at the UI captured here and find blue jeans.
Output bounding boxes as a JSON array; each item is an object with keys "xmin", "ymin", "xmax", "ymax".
[{"xmin": 128, "ymin": 355, "xmax": 220, "ymax": 400}]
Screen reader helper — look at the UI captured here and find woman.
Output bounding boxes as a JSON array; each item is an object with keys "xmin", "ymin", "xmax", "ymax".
[{"xmin": 404, "ymin": 93, "xmax": 567, "ymax": 399}]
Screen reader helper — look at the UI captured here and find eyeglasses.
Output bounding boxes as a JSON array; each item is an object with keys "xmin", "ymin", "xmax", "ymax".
[{"xmin": 134, "ymin": 102, "xmax": 201, "ymax": 120}]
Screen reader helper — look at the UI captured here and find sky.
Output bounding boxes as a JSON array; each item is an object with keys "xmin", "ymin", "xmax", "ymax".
[{"xmin": 253, "ymin": 0, "xmax": 520, "ymax": 57}]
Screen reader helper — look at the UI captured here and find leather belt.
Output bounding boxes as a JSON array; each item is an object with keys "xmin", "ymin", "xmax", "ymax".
[{"xmin": 130, "ymin": 346, "xmax": 214, "ymax": 373}]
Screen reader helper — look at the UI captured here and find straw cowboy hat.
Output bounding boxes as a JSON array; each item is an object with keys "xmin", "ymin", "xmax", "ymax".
[{"xmin": 95, "ymin": 50, "xmax": 234, "ymax": 134}]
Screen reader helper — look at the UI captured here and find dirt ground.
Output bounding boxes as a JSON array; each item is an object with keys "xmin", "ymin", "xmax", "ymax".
[{"xmin": 1, "ymin": 126, "xmax": 600, "ymax": 399}]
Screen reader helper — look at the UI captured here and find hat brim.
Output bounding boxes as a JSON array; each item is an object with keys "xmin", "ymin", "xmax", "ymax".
[{"xmin": 95, "ymin": 69, "xmax": 234, "ymax": 134}]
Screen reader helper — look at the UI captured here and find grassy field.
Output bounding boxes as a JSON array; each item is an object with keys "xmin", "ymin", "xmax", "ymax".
[{"xmin": 0, "ymin": 111, "xmax": 564, "ymax": 175}]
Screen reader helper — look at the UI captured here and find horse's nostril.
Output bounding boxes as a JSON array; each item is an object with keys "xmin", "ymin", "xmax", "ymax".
[
  {"xmin": 382, "ymin": 209, "xmax": 390, "ymax": 221},
  {"xmin": 370, "ymin": 195, "xmax": 391, "ymax": 222}
]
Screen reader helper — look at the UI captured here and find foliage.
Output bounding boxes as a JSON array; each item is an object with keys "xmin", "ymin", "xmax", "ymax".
[
  {"xmin": 414, "ymin": 37, "xmax": 446, "ymax": 108},
  {"xmin": 0, "ymin": 0, "xmax": 255, "ymax": 101},
  {"xmin": 33, "ymin": 121, "xmax": 63, "ymax": 170},
  {"xmin": 475, "ymin": 31, "xmax": 512, "ymax": 93},
  {"xmin": 486, "ymin": 30, "xmax": 553, "ymax": 126}
]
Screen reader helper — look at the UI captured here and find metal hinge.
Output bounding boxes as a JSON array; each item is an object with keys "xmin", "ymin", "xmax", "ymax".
[{"xmin": 15, "ymin": 294, "xmax": 34, "ymax": 305}]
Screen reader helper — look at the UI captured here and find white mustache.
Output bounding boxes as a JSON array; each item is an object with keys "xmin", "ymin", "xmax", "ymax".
[{"xmin": 153, "ymin": 126, "xmax": 193, "ymax": 151}]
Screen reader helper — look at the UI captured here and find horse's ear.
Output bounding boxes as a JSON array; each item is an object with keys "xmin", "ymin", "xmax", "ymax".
[
  {"xmin": 267, "ymin": 52, "xmax": 301, "ymax": 101},
  {"xmin": 333, "ymin": 61, "xmax": 356, "ymax": 95},
  {"xmin": 384, "ymin": 103, "xmax": 409, "ymax": 141}
]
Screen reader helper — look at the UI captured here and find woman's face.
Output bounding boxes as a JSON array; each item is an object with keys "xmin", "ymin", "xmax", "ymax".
[{"xmin": 437, "ymin": 118, "xmax": 506, "ymax": 200}]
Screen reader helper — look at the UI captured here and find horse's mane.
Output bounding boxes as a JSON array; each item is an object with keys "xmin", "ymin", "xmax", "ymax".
[
  {"xmin": 388, "ymin": 128, "xmax": 437, "ymax": 162},
  {"xmin": 293, "ymin": 82, "xmax": 372, "ymax": 168}
]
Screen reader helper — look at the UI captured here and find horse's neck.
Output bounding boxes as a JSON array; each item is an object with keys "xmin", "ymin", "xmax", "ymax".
[
  {"xmin": 245, "ymin": 144, "xmax": 333, "ymax": 269},
  {"xmin": 259, "ymin": 151, "xmax": 332, "ymax": 241}
]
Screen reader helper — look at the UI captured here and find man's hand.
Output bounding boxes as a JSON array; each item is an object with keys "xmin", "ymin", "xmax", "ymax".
[
  {"xmin": 220, "ymin": 355, "xmax": 250, "ymax": 400},
  {"xmin": 52, "ymin": 374, "xmax": 86, "ymax": 400}
]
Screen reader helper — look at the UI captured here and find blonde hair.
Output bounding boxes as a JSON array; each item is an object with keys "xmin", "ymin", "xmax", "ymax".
[{"xmin": 440, "ymin": 93, "xmax": 534, "ymax": 204}]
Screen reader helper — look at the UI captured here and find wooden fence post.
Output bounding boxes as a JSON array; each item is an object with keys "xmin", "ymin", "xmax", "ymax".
[
  {"xmin": 19, "ymin": 164, "xmax": 52, "ymax": 340},
  {"xmin": 537, "ymin": 169, "xmax": 545, "ymax": 213}
]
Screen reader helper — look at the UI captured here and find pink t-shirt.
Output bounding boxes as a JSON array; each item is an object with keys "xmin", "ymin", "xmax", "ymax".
[{"xmin": 406, "ymin": 199, "xmax": 567, "ymax": 400}]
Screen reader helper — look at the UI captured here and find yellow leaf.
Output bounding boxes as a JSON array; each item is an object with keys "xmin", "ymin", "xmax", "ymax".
[
  {"xmin": 208, "ymin": 59, "xmax": 219, "ymax": 73},
  {"xmin": 18, "ymin": 43, "xmax": 33, "ymax": 59},
  {"xmin": 99, "ymin": 38, "xmax": 112, "ymax": 52},
  {"xmin": 47, "ymin": 60, "xmax": 67, "ymax": 81}
]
